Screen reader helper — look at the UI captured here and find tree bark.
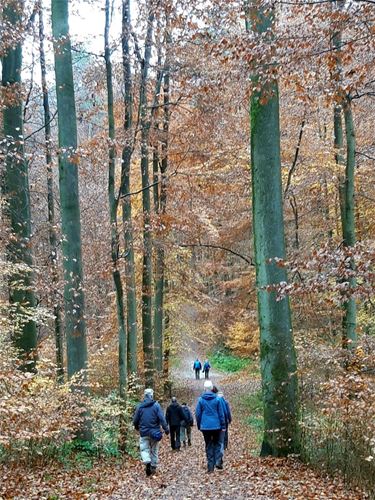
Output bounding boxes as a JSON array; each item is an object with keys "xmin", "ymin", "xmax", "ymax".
[
  {"xmin": 139, "ymin": 2, "xmax": 155, "ymax": 388},
  {"xmin": 105, "ymin": 0, "xmax": 127, "ymax": 397},
  {"xmin": 1, "ymin": 0, "xmax": 38, "ymax": 370},
  {"xmin": 51, "ymin": 0, "xmax": 91, "ymax": 439},
  {"xmin": 38, "ymin": 1, "xmax": 64, "ymax": 383},
  {"xmin": 248, "ymin": 0, "xmax": 299, "ymax": 457},
  {"xmin": 121, "ymin": 0, "xmax": 138, "ymax": 376},
  {"xmin": 332, "ymin": 2, "xmax": 357, "ymax": 349}
]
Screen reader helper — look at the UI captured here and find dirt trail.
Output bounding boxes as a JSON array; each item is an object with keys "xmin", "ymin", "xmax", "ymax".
[
  {"xmin": 0, "ymin": 356, "xmax": 366, "ymax": 499},
  {"xmin": 108, "ymin": 358, "xmax": 364, "ymax": 499}
]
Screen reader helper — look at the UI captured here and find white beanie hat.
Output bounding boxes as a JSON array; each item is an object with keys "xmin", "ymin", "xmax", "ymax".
[
  {"xmin": 144, "ymin": 388, "xmax": 154, "ymax": 398},
  {"xmin": 204, "ymin": 380, "xmax": 213, "ymax": 391}
]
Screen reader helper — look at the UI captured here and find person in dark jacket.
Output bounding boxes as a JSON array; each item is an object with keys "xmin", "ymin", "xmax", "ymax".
[
  {"xmin": 193, "ymin": 358, "xmax": 202, "ymax": 379},
  {"xmin": 165, "ymin": 396, "xmax": 185, "ymax": 450},
  {"xmin": 180, "ymin": 402, "xmax": 194, "ymax": 446},
  {"xmin": 133, "ymin": 388, "xmax": 169, "ymax": 476},
  {"xmin": 202, "ymin": 359, "xmax": 211, "ymax": 379},
  {"xmin": 196, "ymin": 380, "xmax": 226, "ymax": 473}
]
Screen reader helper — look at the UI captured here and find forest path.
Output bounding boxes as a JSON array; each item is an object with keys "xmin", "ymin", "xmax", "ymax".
[
  {"xmin": 0, "ymin": 358, "xmax": 365, "ymax": 499},
  {"xmin": 108, "ymin": 358, "xmax": 363, "ymax": 500}
]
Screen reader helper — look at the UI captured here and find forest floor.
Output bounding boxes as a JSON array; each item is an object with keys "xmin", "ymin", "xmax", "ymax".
[{"xmin": 0, "ymin": 357, "xmax": 367, "ymax": 499}]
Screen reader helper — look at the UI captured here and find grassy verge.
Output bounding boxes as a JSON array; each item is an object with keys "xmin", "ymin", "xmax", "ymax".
[{"xmin": 210, "ymin": 349, "xmax": 256, "ymax": 374}]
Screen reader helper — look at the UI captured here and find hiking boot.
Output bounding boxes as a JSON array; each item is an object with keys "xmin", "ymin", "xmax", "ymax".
[
  {"xmin": 145, "ymin": 463, "xmax": 152, "ymax": 476},
  {"xmin": 183, "ymin": 441, "xmax": 186, "ymax": 447},
  {"xmin": 216, "ymin": 463, "xmax": 224, "ymax": 470},
  {"xmin": 188, "ymin": 439, "xmax": 191, "ymax": 446},
  {"xmin": 207, "ymin": 467, "xmax": 214, "ymax": 473},
  {"xmin": 150, "ymin": 465, "xmax": 157, "ymax": 475}
]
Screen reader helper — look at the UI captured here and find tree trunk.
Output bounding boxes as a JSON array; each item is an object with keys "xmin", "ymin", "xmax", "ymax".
[
  {"xmin": 154, "ymin": 54, "xmax": 170, "ymax": 374},
  {"xmin": 332, "ymin": 3, "xmax": 357, "ymax": 349},
  {"xmin": 51, "ymin": 0, "xmax": 91, "ymax": 439},
  {"xmin": 139, "ymin": 3, "xmax": 155, "ymax": 388},
  {"xmin": 2, "ymin": 0, "xmax": 38, "ymax": 370},
  {"xmin": 105, "ymin": 0, "xmax": 127, "ymax": 398},
  {"xmin": 38, "ymin": 2, "xmax": 64, "ymax": 383},
  {"xmin": 121, "ymin": 0, "xmax": 138, "ymax": 376},
  {"xmin": 248, "ymin": 1, "xmax": 299, "ymax": 457},
  {"xmin": 341, "ymin": 97, "xmax": 357, "ymax": 349}
]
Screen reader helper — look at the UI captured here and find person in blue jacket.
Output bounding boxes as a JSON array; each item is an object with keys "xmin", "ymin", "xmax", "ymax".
[
  {"xmin": 133, "ymin": 388, "xmax": 169, "ymax": 476},
  {"xmin": 195, "ymin": 380, "xmax": 226, "ymax": 473},
  {"xmin": 202, "ymin": 359, "xmax": 211, "ymax": 379},
  {"xmin": 218, "ymin": 390, "xmax": 232, "ymax": 450},
  {"xmin": 193, "ymin": 358, "xmax": 202, "ymax": 379}
]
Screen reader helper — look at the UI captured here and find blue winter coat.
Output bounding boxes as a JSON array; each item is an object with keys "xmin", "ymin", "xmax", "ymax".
[
  {"xmin": 203, "ymin": 361, "xmax": 211, "ymax": 372},
  {"xmin": 219, "ymin": 397, "xmax": 232, "ymax": 426},
  {"xmin": 181, "ymin": 405, "xmax": 194, "ymax": 427},
  {"xmin": 195, "ymin": 392, "xmax": 225, "ymax": 431},
  {"xmin": 193, "ymin": 360, "xmax": 202, "ymax": 370},
  {"xmin": 133, "ymin": 396, "xmax": 169, "ymax": 437}
]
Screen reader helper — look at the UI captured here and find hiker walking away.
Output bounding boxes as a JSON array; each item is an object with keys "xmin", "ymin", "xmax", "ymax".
[
  {"xmin": 165, "ymin": 396, "xmax": 185, "ymax": 450},
  {"xmin": 133, "ymin": 388, "xmax": 169, "ymax": 476},
  {"xmin": 196, "ymin": 380, "xmax": 226, "ymax": 473},
  {"xmin": 193, "ymin": 358, "xmax": 202, "ymax": 379},
  {"xmin": 218, "ymin": 391, "xmax": 232, "ymax": 450},
  {"xmin": 180, "ymin": 402, "xmax": 194, "ymax": 446},
  {"xmin": 202, "ymin": 359, "xmax": 211, "ymax": 379}
]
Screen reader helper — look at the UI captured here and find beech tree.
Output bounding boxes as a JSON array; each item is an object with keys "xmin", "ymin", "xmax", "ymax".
[
  {"xmin": 248, "ymin": 0, "xmax": 299, "ymax": 456},
  {"xmin": 51, "ymin": 0, "xmax": 91, "ymax": 438},
  {"xmin": 1, "ymin": 0, "xmax": 38, "ymax": 369},
  {"xmin": 121, "ymin": 0, "xmax": 138, "ymax": 376},
  {"xmin": 104, "ymin": 0, "xmax": 127, "ymax": 397}
]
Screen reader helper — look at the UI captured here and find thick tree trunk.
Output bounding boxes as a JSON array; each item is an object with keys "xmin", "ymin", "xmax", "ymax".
[
  {"xmin": 38, "ymin": 3, "xmax": 64, "ymax": 383},
  {"xmin": 105, "ymin": 0, "xmax": 127, "ymax": 398},
  {"xmin": 248, "ymin": 1, "xmax": 299, "ymax": 457},
  {"xmin": 2, "ymin": 0, "xmax": 37, "ymax": 370},
  {"xmin": 51, "ymin": 0, "xmax": 91, "ymax": 439},
  {"xmin": 139, "ymin": 3, "xmax": 155, "ymax": 388},
  {"xmin": 121, "ymin": 0, "xmax": 138, "ymax": 376}
]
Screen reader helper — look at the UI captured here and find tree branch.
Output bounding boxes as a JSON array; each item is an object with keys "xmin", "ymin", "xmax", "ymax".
[
  {"xmin": 284, "ymin": 118, "xmax": 305, "ymax": 198},
  {"xmin": 179, "ymin": 243, "xmax": 254, "ymax": 265}
]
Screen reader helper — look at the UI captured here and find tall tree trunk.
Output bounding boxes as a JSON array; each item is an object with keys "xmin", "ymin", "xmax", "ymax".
[
  {"xmin": 38, "ymin": 2, "xmax": 64, "ymax": 383},
  {"xmin": 1, "ymin": 0, "xmax": 38, "ymax": 370},
  {"xmin": 341, "ymin": 97, "xmax": 357, "ymax": 349},
  {"xmin": 248, "ymin": 1, "xmax": 299, "ymax": 457},
  {"xmin": 154, "ymin": 50, "xmax": 170, "ymax": 374},
  {"xmin": 332, "ymin": 3, "xmax": 357, "ymax": 349},
  {"xmin": 105, "ymin": 0, "xmax": 127, "ymax": 398},
  {"xmin": 51, "ymin": 0, "xmax": 91, "ymax": 439},
  {"xmin": 121, "ymin": 0, "xmax": 138, "ymax": 376},
  {"xmin": 139, "ymin": 2, "xmax": 155, "ymax": 388}
]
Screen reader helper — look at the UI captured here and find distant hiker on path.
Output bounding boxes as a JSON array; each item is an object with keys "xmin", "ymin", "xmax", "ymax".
[
  {"xmin": 166, "ymin": 396, "xmax": 186, "ymax": 451},
  {"xmin": 203, "ymin": 359, "xmax": 211, "ymax": 379},
  {"xmin": 180, "ymin": 402, "xmax": 194, "ymax": 446},
  {"xmin": 193, "ymin": 358, "xmax": 202, "ymax": 379},
  {"xmin": 133, "ymin": 388, "xmax": 169, "ymax": 477},
  {"xmin": 196, "ymin": 380, "xmax": 226, "ymax": 473}
]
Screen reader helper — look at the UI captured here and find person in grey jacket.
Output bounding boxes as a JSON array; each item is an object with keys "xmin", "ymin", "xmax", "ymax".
[{"xmin": 133, "ymin": 388, "xmax": 169, "ymax": 476}]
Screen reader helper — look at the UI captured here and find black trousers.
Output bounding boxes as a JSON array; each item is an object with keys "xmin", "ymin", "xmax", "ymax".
[
  {"xmin": 170, "ymin": 425, "xmax": 181, "ymax": 449},
  {"xmin": 195, "ymin": 369, "xmax": 200, "ymax": 379},
  {"xmin": 204, "ymin": 370, "xmax": 210, "ymax": 379},
  {"xmin": 202, "ymin": 429, "xmax": 222, "ymax": 470}
]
